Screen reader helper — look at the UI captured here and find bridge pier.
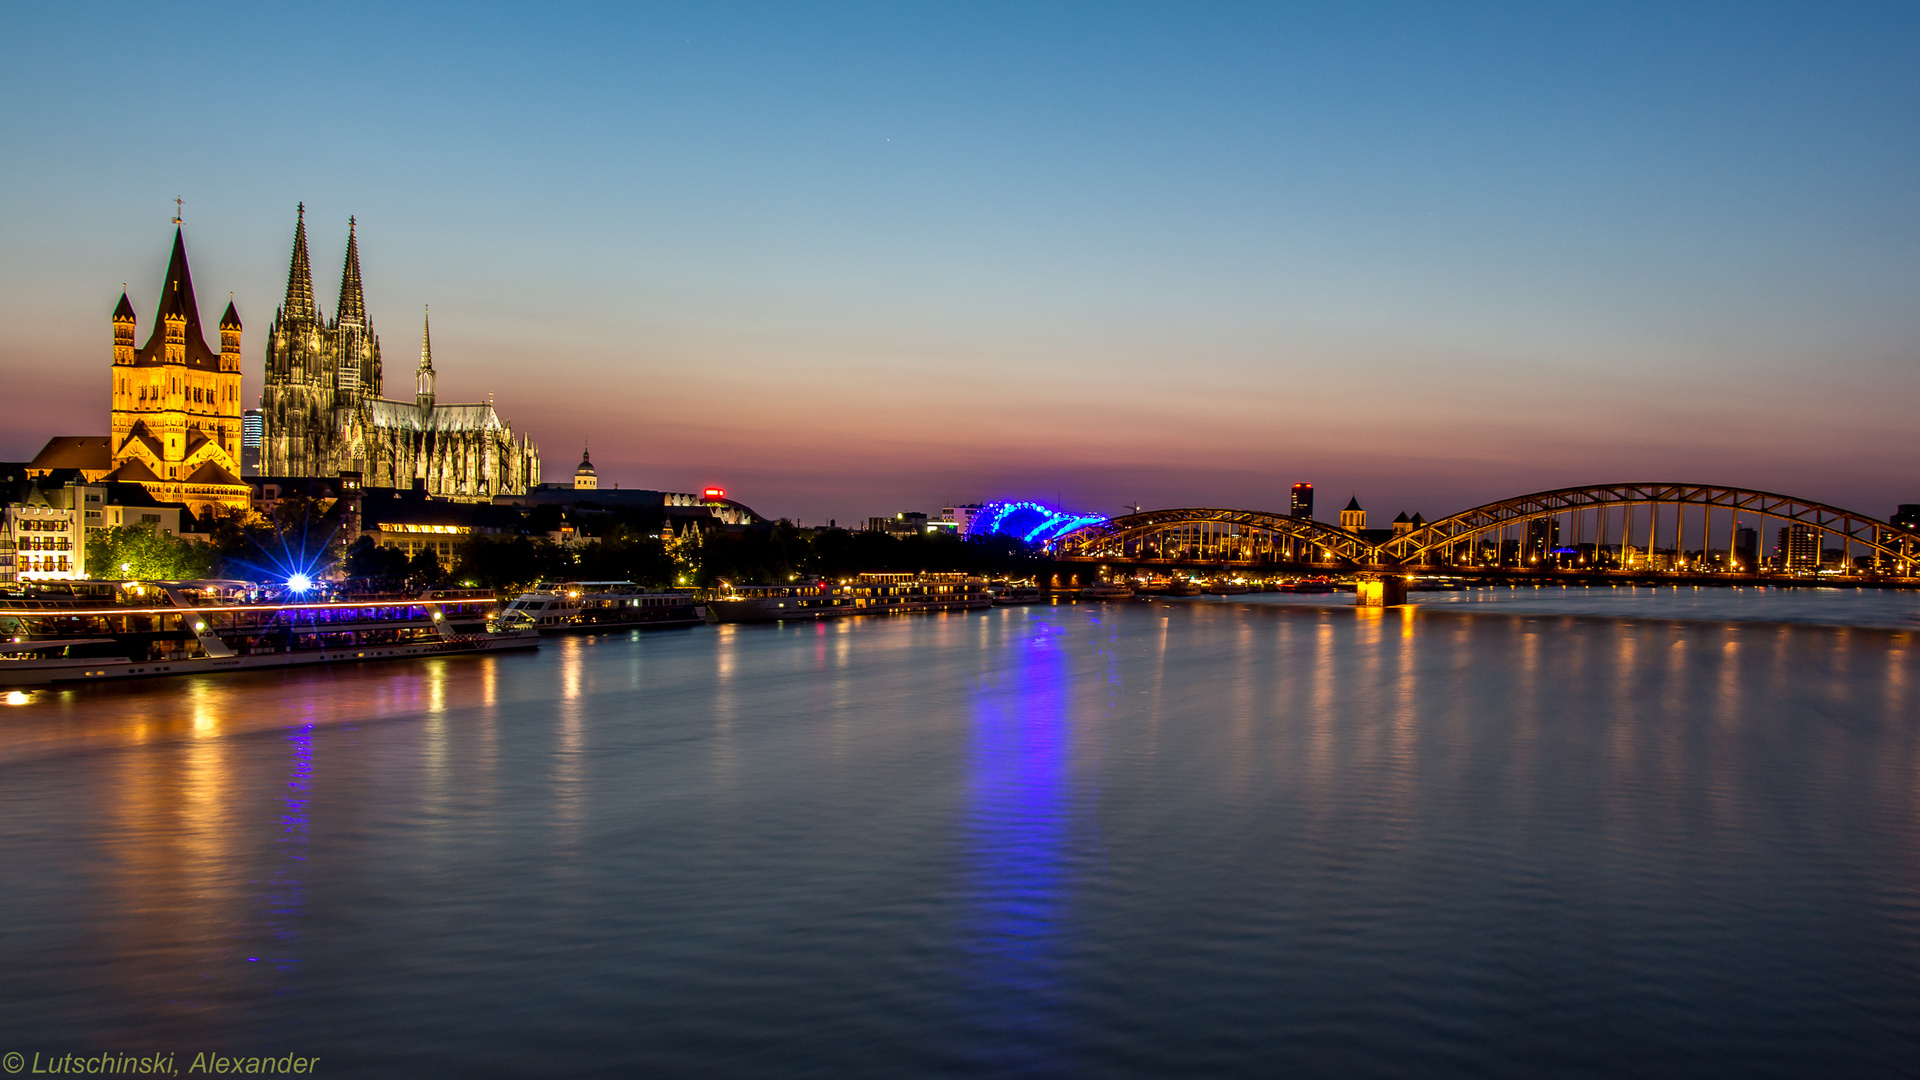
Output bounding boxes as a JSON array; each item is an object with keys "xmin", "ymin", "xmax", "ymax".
[{"xmin": 1354, "ymin": 573, "xmax": 1407, "ymax": 608}]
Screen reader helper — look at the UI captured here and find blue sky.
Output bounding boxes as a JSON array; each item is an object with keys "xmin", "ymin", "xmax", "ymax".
[{"xmin": 3, "ymin": 3, "xmax": 1917, "ymax": 524}]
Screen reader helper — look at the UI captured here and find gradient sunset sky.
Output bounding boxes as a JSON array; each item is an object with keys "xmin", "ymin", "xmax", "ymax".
[{"xmin": 3, "ymin": 3, "xmax": 1917, "ymax": 525}]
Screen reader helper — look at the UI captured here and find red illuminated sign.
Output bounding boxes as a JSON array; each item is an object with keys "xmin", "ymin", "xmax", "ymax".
[{"xmin": 703, "ymin": 487, "xmax": 726, "ymax": 501}]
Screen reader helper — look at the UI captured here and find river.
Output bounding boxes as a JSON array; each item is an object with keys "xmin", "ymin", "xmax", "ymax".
[{"xmin": 1, "ymin": 590, "xmax": 1916, "ymax": 1077}]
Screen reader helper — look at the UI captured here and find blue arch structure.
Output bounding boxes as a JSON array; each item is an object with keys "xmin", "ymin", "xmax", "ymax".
[{"xmin": 968, "ymin": 501, "xmax": 1108, "ymax": 545}]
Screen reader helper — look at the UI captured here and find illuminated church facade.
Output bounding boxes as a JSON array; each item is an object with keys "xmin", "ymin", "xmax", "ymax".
[
  {"xmin": 261, "ymin": 206, "xmax": 540, "ymax": 502},
  {"xmin": 101, "ymin": 227, "xmax": 252, "ymax": 514}
]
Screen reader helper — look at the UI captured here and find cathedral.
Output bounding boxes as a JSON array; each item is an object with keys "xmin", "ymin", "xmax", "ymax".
[{"xmin": 261, "ymin": 206, "xmax": 540, "ymax": 501}]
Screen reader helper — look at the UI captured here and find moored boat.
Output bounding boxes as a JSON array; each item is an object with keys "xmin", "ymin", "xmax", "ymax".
[
  {"xmin": 496, "ymin": 581, "xmax": 704, "ymax": 633},
  {"xmin": 707, "ymin": 573, "xmax": 991, "ymax": 623},
  {"xmin": 0, "ymin": 580, "xmax": 537, "ymax": 687}
]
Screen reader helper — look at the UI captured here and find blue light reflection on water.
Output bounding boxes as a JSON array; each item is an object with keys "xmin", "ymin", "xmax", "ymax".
[
  {"xmin": 264, "ymin": 722, "xmax": 312, "ymax": 978},
  {"xmin": 957, "ymin": 614, "xmax": 1076, "ymax": 1073}
]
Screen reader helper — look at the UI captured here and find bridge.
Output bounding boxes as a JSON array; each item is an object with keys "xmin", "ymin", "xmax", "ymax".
[{"xmin": 1049, "ymin": 483, "xmax": 1920, "ymax": 602}]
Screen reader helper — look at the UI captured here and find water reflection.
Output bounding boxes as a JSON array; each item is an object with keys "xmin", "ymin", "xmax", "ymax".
[
  {"xmin": 959, "ymin": 614, "xmax": 1075, "ymax": 1072},
  {"xmin": 263, "ymin": 723, "xmax": 312, "ymax": 974}
]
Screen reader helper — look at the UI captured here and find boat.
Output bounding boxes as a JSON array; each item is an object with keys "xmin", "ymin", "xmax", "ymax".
[
  {"xmin": 1077, "ymin": 583, "xmax": 1136, "ymax": 601},
  {"xmin": 1165, "ymin": 580, "xmax": 1203, "ymax": 597},
  {"xmin": 1203, "ymin": 581, "xmax": 1251, "ymax": 595},
  {"xmin": 992, "ymin": 583, "xmax": 1045, "ymax": 605},
  {"xmin": 1290, "ymin": 579, "xmax": 1336, "ymax": 594},
  {"xmin": 496, "ymin": 581, "xmax": 704, "ymax": 633},
  {"xmin": 0, "ymin": 580, "xmax": 538, "ymax": 687},
  {"xmin": 707, "ymin": 573, "xmax": 992, "ymax": 623}
]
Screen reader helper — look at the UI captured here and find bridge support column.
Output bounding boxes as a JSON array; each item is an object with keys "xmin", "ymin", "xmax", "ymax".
[{"xmin": 1355, "ymin": 573, "xmax": 1407, "ymax": 608}]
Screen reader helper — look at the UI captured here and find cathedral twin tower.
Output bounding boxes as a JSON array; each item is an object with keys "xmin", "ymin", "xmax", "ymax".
[{"xmin": 260, "ymin": 204, "xmax": 540, "ymax": 499}]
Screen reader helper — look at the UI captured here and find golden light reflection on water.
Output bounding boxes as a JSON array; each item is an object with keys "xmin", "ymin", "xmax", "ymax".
[
  {"xmin": 0, "ymin": 655, "xmax": 528, "ymax": 768},
  {"xmin": 552, "ymin": 641, "xmax": 587, "ymax": 852}
]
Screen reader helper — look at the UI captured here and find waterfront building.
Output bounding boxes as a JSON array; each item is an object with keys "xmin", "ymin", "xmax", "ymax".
[
  {"xmin": 942, "ymin": 504, "xmax": 985, "ymax": 533},
  {"xmin": 358, "ymin": 490, "xmax": 522, "ymax": 564},
  {"xmin": 1, "ymin": 475, "xmax": 189, "ymax": 583},
  {"xmin": 260, "ymin": 206, "xmax": 541, "ymax": 502},
  {"xmin": 869, "ymin": 512, "xmax": 931, "ymax": 537},
  {"xmin": 497, "ymin": 484, "xmax": 763, "ymax": 532},
  {"xmin": 1291, "ymin": 483, "xmax": 1313, "ymax": 519}
]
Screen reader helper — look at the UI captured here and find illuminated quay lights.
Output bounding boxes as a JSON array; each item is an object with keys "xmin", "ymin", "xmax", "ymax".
[{"xmin": 967, "ymin": 501, "xmax": 1108, "ymax": 545}]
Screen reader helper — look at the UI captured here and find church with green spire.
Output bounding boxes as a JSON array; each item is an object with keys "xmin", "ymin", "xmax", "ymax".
[{"xmin": 260, "ymin": 205, "xmax": 540, "ymax": 501}]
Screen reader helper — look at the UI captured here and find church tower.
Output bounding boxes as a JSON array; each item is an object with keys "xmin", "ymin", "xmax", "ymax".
[
  {"xmin": 332, "ymin": 216, "xmax": 381, "ymax": 407},
  {"xmin": 262, "ymin": 203, "xmax": 334, "ymax": 477},
  {"xmin": 104, "ymin": 222, "xmax": 248, "ymax": 514},
  {"xmin": 1340, "ymin": 496, "xmax": 1366, "ymax": 532}
]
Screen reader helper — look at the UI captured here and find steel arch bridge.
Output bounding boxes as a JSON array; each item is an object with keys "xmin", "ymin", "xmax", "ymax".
[{"xmin": 1051, "ymin": 484, "xmax": 1920, "ymax": 575}]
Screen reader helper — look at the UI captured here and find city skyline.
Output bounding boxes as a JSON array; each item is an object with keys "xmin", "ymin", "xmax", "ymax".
[{"xmin": 4, "ymin": 4, "xmax": 1918, "ymax": 525}]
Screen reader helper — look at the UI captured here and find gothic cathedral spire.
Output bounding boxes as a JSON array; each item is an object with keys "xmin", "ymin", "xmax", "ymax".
[
  {"xmin": 337, "ymin": 215, "xmax": 366, "ymax": 327},
  {"xmin": 283, "ymin": 202, "xmax": 317, "ymax": 322}
]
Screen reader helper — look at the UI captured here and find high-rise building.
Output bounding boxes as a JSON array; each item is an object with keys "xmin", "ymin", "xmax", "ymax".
[
  {"xmin": 1526, "ymin": 518, "xmax": 1561, "ymax": 559},
  {"xmin": 1782, "ymin": 524, "xmax": 1821, "ymax": 570},
  {"xmin": 1291, "ymin": 483, "xmax": 1313, "ymax": 519},
  {"xmin": 1735, "ymin": 527, "xmax": 1758, "ymax": 569},
  {"xmin": 260, "ymin": 206, "xmax": 540, "ymax": 501},
  {"xmin": 241, "ymin": 409, "xmax": 263, "ymax": 476}
]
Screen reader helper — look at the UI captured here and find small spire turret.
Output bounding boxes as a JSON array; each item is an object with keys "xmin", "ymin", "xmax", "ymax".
[{"xmin": 415, "ymin": 306, "xmax": 435, "ymax": 414}]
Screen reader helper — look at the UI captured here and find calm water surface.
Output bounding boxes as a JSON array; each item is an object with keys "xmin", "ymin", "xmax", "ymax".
[{"xmin": 1, "ymin": 594, "xmax": 1917, "ymax": 1077}]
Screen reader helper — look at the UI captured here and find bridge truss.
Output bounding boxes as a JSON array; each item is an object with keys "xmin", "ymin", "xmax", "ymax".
[
  {"xmin": 1051, "ymin": 485, "xmax": 1920, "ymax": 574},
  {"xmin": 1052, "ymin": 507, "xmax": 1374, "ymax": 565}
]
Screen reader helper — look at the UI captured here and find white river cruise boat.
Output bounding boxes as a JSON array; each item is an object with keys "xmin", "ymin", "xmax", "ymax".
[
  {"xmin": 0, "ymin": 580, "xmax": 538, "ymax": 687},
  {"xmin": 496, "ymin": 582, "xmax": 705, "ymax": 633},
  {"xmin": 707, "ymin": 573, "xmax": 992, "ymax": 623}
]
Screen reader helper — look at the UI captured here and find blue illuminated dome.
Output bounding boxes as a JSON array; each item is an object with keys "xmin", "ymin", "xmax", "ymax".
[{"xmin": 967, "ymin": 501, "xmax": 1107, "ymax": 544}]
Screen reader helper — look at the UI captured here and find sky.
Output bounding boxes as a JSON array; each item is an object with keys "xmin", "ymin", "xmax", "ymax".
[{"xmin": 2, "ymin": 2, "xmax": 1917, "ymax": 526}]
